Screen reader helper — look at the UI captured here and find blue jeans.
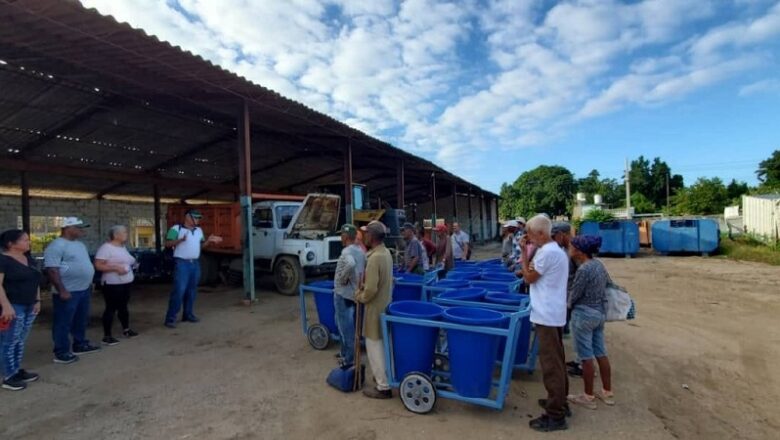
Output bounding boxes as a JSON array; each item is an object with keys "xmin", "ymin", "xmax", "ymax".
[
  {"xmin": 52, "ymin": 289, "xmax": 92, "ymax": 356},
  {"xmin": 333, "ymin": 295, "xmax": 355, "ymax": 365},
  {"xmin": 1, "ymin": 303, "xmax": 37, "ymax": 380},
  {"xmin": 571, "ymin": 305, "xmax": 607, "ymax": 361},
  {"xmin": 165, "ymin": 259, "xmax": 200, "ymax": 324}
]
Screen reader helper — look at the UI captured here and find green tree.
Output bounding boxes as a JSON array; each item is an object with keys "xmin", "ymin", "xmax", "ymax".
[
  {"xmin": 629, "ymin": 156, "xmax": 683, "ymax": 207},
  {"xmin": 501, "ymin": 165, "xmax": 575, "ymax": 218},
  {"xmin": 630, "ymin": 192, "xmax": 656, "ymax": 214},
  {"xmin": 757, "ymin": 149, "xmax": 780, "ymax": 189},
  {"xmin": 671, "ymin": 177, "xmax": 729, "ymax": 215},
  {"xmin": 726, "ymin": 179, "xmax": 750, "ymax": 202}
]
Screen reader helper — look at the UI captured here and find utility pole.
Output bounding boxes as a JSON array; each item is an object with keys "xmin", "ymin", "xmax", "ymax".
[
  {"xmin": 666, "ymin": 171, "xmax": 670, "ymax": 212},
  {"xmin": 625, "ymin": 158, "xmax": 632, "ymax": 218}
]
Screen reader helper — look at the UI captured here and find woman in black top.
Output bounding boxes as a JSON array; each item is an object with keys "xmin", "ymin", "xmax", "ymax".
[{"xmin": 0, "ymin": 229, "xmax": 42, "ymax": 391}]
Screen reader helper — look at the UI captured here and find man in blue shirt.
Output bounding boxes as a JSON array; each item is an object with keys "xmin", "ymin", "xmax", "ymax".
[{"xmin": 44, "ymin": 217, "xmax": 99, "ymax": 364}]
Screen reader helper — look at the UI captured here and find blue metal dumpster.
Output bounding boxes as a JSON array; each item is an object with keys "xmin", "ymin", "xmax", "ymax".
[
  {"xmin": 580, "ymin": 221, "xmax": 639, "ymax": 257},
  {"xmin": 651, "ymin": 219, "xmax": 720, "ymax": 255}
]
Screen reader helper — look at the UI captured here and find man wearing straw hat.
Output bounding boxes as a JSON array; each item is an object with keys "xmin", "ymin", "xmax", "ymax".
[{"xmin": 355, "ymin": 221, "xmax": 393, "ymax": 399}]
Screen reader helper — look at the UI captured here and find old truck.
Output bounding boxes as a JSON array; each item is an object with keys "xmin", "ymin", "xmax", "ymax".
[{"xmin": 167, "ymin": 194, "xmax": 343, "ymax": 295}]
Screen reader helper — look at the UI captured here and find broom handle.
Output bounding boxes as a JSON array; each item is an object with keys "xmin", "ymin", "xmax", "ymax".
[{"xmin": 352, "ymin": 302, "xmax": 363, "ymax": 391}]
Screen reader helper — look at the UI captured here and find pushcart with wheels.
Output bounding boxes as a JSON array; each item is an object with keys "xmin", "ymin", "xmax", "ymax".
[
  {"xmin": 380, "ymin": 304, "xmax": 533, "ymax": 414},
  {"xmin": 299, "ymin": 281, "xmax": 342, "ymax": 350}
]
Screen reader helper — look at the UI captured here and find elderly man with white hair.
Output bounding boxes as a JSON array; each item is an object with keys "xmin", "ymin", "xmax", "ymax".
[{"xmin": 521, "ymin": 214, "xmax": 570, "ymax": 432}]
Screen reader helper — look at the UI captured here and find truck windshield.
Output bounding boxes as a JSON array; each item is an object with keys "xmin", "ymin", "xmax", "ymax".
[{"xmin": 276, "ymin": 205, "xmax": 298, "ymax": 229}]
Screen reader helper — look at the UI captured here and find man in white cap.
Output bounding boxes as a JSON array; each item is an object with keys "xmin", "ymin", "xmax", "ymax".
[
  {"xmin": 44, "ymin": 217, "xmax": 99, "ymax": 364},
  {"xmin": 502, "ymin": 220, "xmax": 518, "ymax": 266}
]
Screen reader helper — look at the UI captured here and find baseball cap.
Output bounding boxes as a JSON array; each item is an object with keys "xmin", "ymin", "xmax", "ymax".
[
  {"xmin": 551, "ymin": 222, "xmax": 572, "ymax": 234},
  {"xmin": 340, "ymin": 223, "xmax": 358, "ymax": 238},
  {"xmin": 516, "ymin": 217, "xmax": 527, "ymax": 225},
  {"xmin": 186, "ymin": 209, "xmax": 203, "ymax": 219},
  {"xmin": 503, "ymin": 220, "xmax": 519, "ymax": 228},
  {"xmin": 361, "ymin": 220, "xmax": 387, "ymax": 238},
  {"xmin": 400, "ymin": 222, "xmax": 415, "ymax": 231},
  {"xmin": 61, "ymin": 217, "xmax": 90, "ymax": 229}
]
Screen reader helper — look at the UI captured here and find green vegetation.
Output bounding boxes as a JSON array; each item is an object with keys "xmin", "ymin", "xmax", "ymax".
[
  {"xmin": 30, "ymin": 233, "xmax": 59, "ymax": 254},
  {"xmin": 498, "ymin": 150, "xmax": 778, "ymax": 220},
  {"xmin": 718, "ymin": 234, "xmax": 780, "ymax": 266}
]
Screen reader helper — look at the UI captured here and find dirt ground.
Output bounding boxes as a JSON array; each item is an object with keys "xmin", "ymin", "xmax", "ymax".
[{"xmin": 2, "ymin": 244, "xmax": 780, "ymax": 440}]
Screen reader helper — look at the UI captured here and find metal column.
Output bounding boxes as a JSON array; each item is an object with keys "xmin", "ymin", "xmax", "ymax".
[
  {"xmin": 479, "ymin": 193, "xmax": 486, "ymax": 243},
  {"xmin": 20, "ymin": 171, "xmax": 30, "ymax": 233},
  {"xmin": 467, "ymin": 187, "xmax": 473, "ymax": 239},
  {"xmin": 153, "ymin": 184, "xmax": 162, "ymax": 254},
  {"xmin": 237, "ymin": 100, "xmax": 256, "ymax": 302},
  {"xmin": 344, "ymin": 139, "xmax": 353, "ymax": 225},
  {"xmin": 431, "ymin": 173, "xmax": 438, "ymax": 233},
  {"xmin": 452, "ymin": 183, "xmax": 458, "ymax": 221},
  {"xmin": 486, "ymin": 197, "xmax": 493, "ymax": 241},
  {"xmin": 396, "ymin": 159, "xmax": 405, "ymax": 210}
]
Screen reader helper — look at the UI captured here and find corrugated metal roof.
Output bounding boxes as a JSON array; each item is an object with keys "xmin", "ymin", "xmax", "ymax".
[{"xmin": 0, "ymin": 0, "xmax": 496, "ymax": 204}]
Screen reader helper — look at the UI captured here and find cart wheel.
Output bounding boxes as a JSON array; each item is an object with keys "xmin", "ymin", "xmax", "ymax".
[
  {"xmin": 307, "ymin": 324, "xmax": 330, "ymax": 350},
  {"xmin": 400, "ymin": 372, "xmax": 436, "ymax": 414}
]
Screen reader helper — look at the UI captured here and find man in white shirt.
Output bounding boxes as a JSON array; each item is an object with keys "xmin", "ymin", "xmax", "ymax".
[
  {"xmin": 450, "ymin": 222, "xmax": 470, "ymax": 261},
  {"xmin": 521, "ymin": 214, "xmax": 570, "ymax": 432},
  {"xmin": 163, "ymin": 210, "xmax": 221, "ymax": 328}
]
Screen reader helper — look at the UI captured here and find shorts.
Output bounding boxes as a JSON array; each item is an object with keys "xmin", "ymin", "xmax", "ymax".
[{"xmin": 571, "ymin": 305, "xmax": 607, "ymax": 360}]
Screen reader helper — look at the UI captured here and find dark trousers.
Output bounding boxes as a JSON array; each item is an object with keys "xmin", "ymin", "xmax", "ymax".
[
  {"xmin": 536, "ymin": 325, "xmax": 569, "ymax": 420},
  {"xmin": 102, "ymin": 283, "xmax": 131, "ymax": 336},
  {"xmin": 52, "ymin": 289, "xmax": 92, "ymax": 356}
]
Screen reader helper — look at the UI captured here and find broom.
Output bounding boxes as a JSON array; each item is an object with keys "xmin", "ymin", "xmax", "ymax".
[{"xmin": 352, "ymin": 301, "xmax": 364, "ymax": 392}]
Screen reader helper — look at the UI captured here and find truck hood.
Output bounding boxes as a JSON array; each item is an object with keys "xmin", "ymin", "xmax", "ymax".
[{"xmin": 289, "ymin": 193, "xmax": 341, "ymax": 234}]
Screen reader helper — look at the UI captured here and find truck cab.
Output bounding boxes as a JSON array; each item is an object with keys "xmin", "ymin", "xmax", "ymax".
[{"xmin": 248, "ymin": 194, "xmax": 343, "ymax": 295}]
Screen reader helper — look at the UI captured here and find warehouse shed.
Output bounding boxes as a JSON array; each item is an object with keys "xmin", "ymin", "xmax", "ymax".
[{"xmin": 0, "ymin": 0, "xmax": 498, "ymax": 298}]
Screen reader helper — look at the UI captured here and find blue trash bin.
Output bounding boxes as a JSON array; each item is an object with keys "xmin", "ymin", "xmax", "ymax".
[
  {"xmin": 484, "ymin": 293, "xmax": 532, "ymax": 365},
  {"xmin": 438, "ymin": 287, "xmax": 487, "ymax": 302},
  {"xmin": 308, "ymin": 281, "xmax": 338, "ymax": 334},
  {"xmin": 446, "ymin": 271, "xmax": 482, "ymax": 281},
  {"xmin": 387, "ymin": 301, "xmax": 444, "ymax": 378},
  {"xmin": 481, "ymin": 272, "xmax": 517, "ymax": 282},
  {"xmin": 443, "ymin": 307, "xmax": 506, "ymax": 398},
  {"xmin": 394, "ymin": 274, "xmax": 425, "ymax": 302}
]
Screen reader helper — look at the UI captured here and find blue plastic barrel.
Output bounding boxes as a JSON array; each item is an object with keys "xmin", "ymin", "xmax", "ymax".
[
  {"xmin": 433, "ymin": 279, "xmax": 471, "ymax": 289},
  {"xmin": 388, "ymin": 301, "xmax": 444, "ymax": 378},
  {"xmin": 438, "ymin": 287, "xmax": 487, "ymax": 302},
  {"xmin": 446, "ymin": 271, "xmax": 482, "ymax": 281},
  {"xmin": 481, "ymin": 272, "xmax": 517, "ymax": 282},
  {"xmin": 394, "ymin": 274, "xmax": 425, "ymax": 302},
  {"xmin": 483, "ymin": 293, "xmax": 532, "ymax": 365},
  {"xmin": 471, "ymin": 280, "xmax": 517, "ymax": 293},
  {"xmin": 308, "ymin": 281, "xmax": 338, "ymax": 334},
  {"xmin": 443, "ymin": 307, "xmax": 506, "ymax": 398}
]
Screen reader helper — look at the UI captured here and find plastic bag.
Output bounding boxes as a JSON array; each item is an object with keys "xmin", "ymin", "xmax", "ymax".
[{"xmin": 605, "ymin": 282, "xmax": 633, "ymax": 322}]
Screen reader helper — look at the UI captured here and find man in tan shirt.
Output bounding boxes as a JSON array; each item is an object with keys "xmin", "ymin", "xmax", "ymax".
[{"xmin": 355, "ymin": 221, "xmax": 394, "ymax": 399}]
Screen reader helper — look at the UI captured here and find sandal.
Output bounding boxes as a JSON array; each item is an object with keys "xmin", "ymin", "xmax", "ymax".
[
  {"xmin": 596, "ymin": 390, "xmax": 616, "ymax": 406},
  {"xmin": 567, "ymin": 393, "xmax": 597, "ymax": 410}
]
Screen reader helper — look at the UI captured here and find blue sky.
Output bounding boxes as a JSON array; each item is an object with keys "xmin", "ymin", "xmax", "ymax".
[{"xmin": 80, "ymin": 0, "xmax": 780, "ymax": 192}]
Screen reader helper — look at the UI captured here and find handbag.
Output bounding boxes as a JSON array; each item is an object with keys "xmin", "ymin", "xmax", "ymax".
[{"xmin": 605, "ymin": 282, "xmax": 633, "ymax": 322}]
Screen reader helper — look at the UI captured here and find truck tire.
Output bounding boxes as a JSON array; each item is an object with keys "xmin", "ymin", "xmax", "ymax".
[
  {"xmin": 199, "ymin": 254, "xmax": 220, "ymax": 286},
  {"xmin": 274, "ymin": 256, "xmax": 304, "ymax": 296}
]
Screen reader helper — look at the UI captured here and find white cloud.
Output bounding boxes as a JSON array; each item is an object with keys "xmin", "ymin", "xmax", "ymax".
[
  {"xmin": 739, "ymin": 78, "xmax": 780, "ymax": 96},
  {"xmin": 79, "ymin": 0, "xmax": 780, "ymax": 189}
]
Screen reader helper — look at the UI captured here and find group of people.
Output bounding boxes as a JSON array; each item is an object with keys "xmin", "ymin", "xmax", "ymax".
[
  {"xmin": 513, "ymin": 214, "xmax": 615, "ymax": 432},
  {"xmin": 0, "ymin": 209, "xmax": 220, "ymax": 391},
  {"xmin": 332, "ymin": 218, "xmax": 474, "ymax": 398}
]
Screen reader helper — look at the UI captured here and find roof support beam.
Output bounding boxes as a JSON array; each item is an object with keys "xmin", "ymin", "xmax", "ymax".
[
  {"xmin": 397, "ymin": 159, "xmax": 405, "ymax": 210},
  {"xmin": 93, "ymin": 131, "xmax": 235, "ymax": 198},
  {"xmin": 344, "ymin": 139, "xmax": 353, "ymax": 225},
  {"xmin": 20, "ymin": 171, "xmax": 30, "ymax": 234},
  {"xmin": 237, "ymin": 100, "xmax": 255, "ymax": 302},
  {"xmin": 0, "ymin": 158, "xmax": 240, "ymax": 194},
  {"xmin": 280, "ymin": 166, "xmax": 344, "ymax": 191}
]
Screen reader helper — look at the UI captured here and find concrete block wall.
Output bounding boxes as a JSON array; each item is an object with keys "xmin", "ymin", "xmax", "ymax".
[{"xmin": 0, "ymin": 196, "xmax": 167, "ymax": 252}]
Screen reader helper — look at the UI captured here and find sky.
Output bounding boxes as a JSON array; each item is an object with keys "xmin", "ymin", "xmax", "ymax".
[{"xmin": 80, "ymin": 0, "xmax": 780, "ymax": 193}]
